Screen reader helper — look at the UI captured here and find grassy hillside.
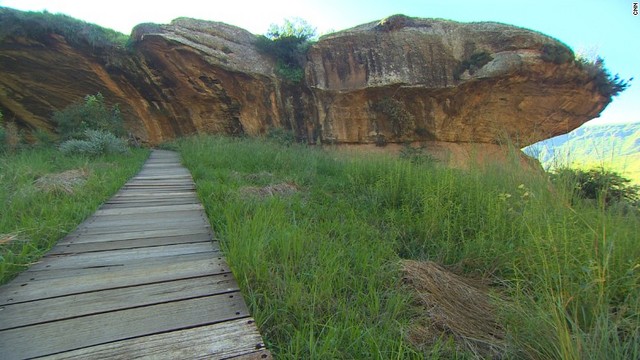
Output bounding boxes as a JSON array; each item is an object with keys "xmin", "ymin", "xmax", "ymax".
[
  {"xmin": 0, "ymin": 7, "xmax": 128, "ymax": 49},
  {"xmin": 525, "ymin": 123, "xmax": 640, "ymax": 184},
  {"xmin": 173, "ymin": 135, "xmax": 639, "ymax": 359}
]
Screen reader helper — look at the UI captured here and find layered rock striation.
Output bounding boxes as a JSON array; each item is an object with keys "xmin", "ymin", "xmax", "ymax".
[{"xmin": 0, "ymin": 10, "xmax": 611, "ymax": 152}]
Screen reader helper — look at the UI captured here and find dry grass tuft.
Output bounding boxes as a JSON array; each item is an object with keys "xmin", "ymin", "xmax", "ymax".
[
  {"xmin": 245, "ymin": 171, "xmax": 275, "ymax": 182},
  {"xmin": 0, "ymin": 233, "xmax": 20, "ymax": 245},
  {"xmin": 239, "ymin": 182, "xmax": 299, "ymax": 199},
  {"xmin": 401, "ymin": 259, "xmax": 505, "ymax": 358},
  {"xmin": 34, "ymin": 168, "xmax": 89, "ymax": 194}
]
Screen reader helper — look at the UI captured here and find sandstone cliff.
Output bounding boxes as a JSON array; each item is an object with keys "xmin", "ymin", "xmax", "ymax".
[
  {"xmin": 0, "ymin": 10, "xmax": 612, "ymax": 153},
  {"xmin": 306, "ymin": 16, "xmax": 609, "ymax": 146}
]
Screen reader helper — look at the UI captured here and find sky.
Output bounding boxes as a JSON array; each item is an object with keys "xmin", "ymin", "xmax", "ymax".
[{"xmin": 1, "ymin": 0, "xmax": 638, "ymax": 126}]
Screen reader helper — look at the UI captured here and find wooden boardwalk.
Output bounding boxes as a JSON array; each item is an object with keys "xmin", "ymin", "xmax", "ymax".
[{"xmin": 0, "ymin": 150, "xmax": 271, "ymax": 359}]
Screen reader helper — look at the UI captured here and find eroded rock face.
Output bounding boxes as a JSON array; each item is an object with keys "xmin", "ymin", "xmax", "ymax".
[
  {"xmin": 0, "ymin": 16, "xmax": 286, "ymax": 143},
  {"xmin": 0, "ymin": 12, "xmax": 611, "ymax": 149},
  {"xmin": 306, "ymin": 16, "xmax": 609, "ymax": 146}
]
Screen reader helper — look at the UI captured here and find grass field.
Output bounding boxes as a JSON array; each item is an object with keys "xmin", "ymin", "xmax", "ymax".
[
  {"xmin": 0, "ymin": 147, "xmax": 149, "ymax": 284},
  {"xmin": 174, "ymin": 135, "xmax": 639, "ymax": 359}
]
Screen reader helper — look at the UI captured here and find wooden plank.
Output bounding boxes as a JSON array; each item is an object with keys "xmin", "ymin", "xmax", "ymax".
[
  {"xmin": 119, "ymin": 188, "xmax": 196, "ymax": 192},
  {"xmin": 93, "ymin": 203, "xmax": 203, "ymax": 216},
  {"xmin": 133, "ymin": 175, "xmax": 192, "ymax": 179},
  {"xmin": 118, "ymin": 184, "xmax": 194, "ymax": 188},
  {"xmin": 136, "ymin": 169, "xmax": 189, "ymax": 174},
  {"xmin": 80, "ymin": 214, "xmax": 207, "ymax": 225},
  {"xmin": 135, "ymin": 172, "xmax": 190, "ymax": 176},
  {"xmin": 110, "ymin": 188, "xmax": 194, "ymax": 193},
  {"xmin": 76, "ymin": 219, "xmax": 209, "ymax": 236},
  {"xmin": 60, "ymin": 228, "xmax": 211, "ymax": 244},
  {"xmin": 72, "ymin": 221, "xmax": 210, "ymax": 236},
  {"xmin": 78, "ymin": 220, "xmax": 210, "ymax": 231},
  {"xmin": 127, "ymin": 179, "xmax": 192, "ymax": 183},
  {"xmin": 127, "ymin": 176, "xmax": 192, "ymax": 180},
  {"xmin": 109, "ymin": 194, "xmax": 197, "ymax": 199},
  {"xmin": 0, "ymin": 275, "xmax": 239, "ymax": 331},
  {"xmin": 0, "ymin": 293, "xmax": 250, "ymax": 360},
  {"xmin": 86, "ymin": 209, "xmax": 206, "ymax": 223},
  {"xmin": 1, "ymin": 253, "xmax": 229, "ymax": 304},
  {"xmin": 106, "ymin": 198, "xmax": 198, "ymax": 203},
  {"xmin": 137, "ymin": 168, "xmax": 188, "ymax": 171},
  {"xmin": 75, "ymin": 217, "xmax": 208, "ymax": 232},
  {"xmin": 29, "ymin": 242, "xmax": 217, "ymax": 271},
  {"xmin": 142, "ymin": 164, "xmax": 184, "ymax": 167},
  {"xmin": 104, "ymin": 199, "xmax": 199, "ymax": 205},
  {"xmin": 124, "ymin": 181, "xmax": 194, "ymax": 185},
  {"xmin": 107, "ymin": 196, "xmax": 197, "ymax": 201},
  {"xmin": 109, "ymin": 192, "xmax": 197, "ymax": 198},
  {"xmin": 224, "ymin": 350, "xmax": 273, "ymax": 360},
  {"xmin": 19, "ymin": 251, "xmax": 224, "ymax": 280},
  {"xmin": 125, "ymin": 175, "xmax": 190, "ymax": 178},
  {"xmin": 111, "ymin": 189, "xmax": 196, "ymax": 195},
  {"xmin": 44, "ymin": 319, "xmax": 270, "ymax": 360},
  {"xmin": 49, "ymin": 234, "xmax": 216, "ymax": 255},
  {"xmin": 100, "ymin": 199, "xmax": 200, "ymax": 208},
  {"xmin": 138, "ymin": 168, "xmax": 189, "ymax": 172},
  {"xmin": 106, "ymin": 196, "xmax": 197, "ymax": 202}
]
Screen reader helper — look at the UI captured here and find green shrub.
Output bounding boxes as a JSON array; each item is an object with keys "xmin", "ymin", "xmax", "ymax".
[
  {"xmin": 399, "ymin": 143, "xmax": 437, "ymax": 165},
  {"xmin": 274, "ymin": 61, "xmax": 305, "ymax": 83},
  {"xmin": 2, "ymin": 121, "xmax": 22, "ymax": 153},
  {"xmin": 33, "ymin": 129, "xmax": 55, "ymax": 148},
  {"xmin": 256, "ymin": 18, "xmax": 316, "ymax": 83},
  {"xmin": 541, "ymin": 43, "xmax": 574, "ymax": 64},
  {"xmin": 0, "ymin": 110, "xmax": 4, "ymax": 153},
  {"xmin": 59, "ymin": 129, "xmax": 128, "ymax": 157},
  {"xmin": 374, "ymin": 133, "xmax": 387, "ymax": 147},
  {"xmin": 265, "ymin": 127, "xmax": 296, "ymax": 146},
  {"xmin": 53, "ymin": 93, "xmax": 125, "ymax": 141},
  {"xmin": 373, "ymin": 97, "xmax": 415, "ymax": 137},
  {"xmin": 551, "ymin": 167, "xmax": 639, "ymax": 207},
  {"xmin": 454, "ymin": 51, "xmax": 494, "ymax": 80}
]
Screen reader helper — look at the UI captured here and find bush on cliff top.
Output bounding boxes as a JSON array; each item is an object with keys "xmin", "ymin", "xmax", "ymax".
[
  {"xmin": 0, "ymin": 7, "xmax": 128, "ymax": 49},
  {"xmin": 539, "ymin": 43, "xmax": 632, "ymax": 99},
  {"xmin": 578, "ymin": 57, "xmax": 632, "ymax": 99},
  {"xmin": 541, "ymin": 43, "xmax": 574, "ymax": 64},
  {"xmin": 256, "ymin": 18, "xmax": 317, "ymax": 83}
]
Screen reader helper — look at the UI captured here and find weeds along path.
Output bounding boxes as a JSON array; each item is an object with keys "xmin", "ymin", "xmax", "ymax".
[{"xmin": 0, "ymin": 150, "xmax": 270, "ymax": 359}]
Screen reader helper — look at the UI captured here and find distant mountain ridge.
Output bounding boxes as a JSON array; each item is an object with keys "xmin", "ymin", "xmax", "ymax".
[{"xmin": 524, "ymin": 122, "xmax": 640, "ymax": 183}]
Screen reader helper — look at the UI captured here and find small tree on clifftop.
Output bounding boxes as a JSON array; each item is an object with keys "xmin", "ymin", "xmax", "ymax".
[{"xmin": 256, "ymin": 18, "xmax": 317, "ymax": 82}]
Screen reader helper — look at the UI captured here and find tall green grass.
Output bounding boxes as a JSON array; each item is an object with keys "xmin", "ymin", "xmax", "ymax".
[
  {"xmin": 0, "ymin": 147, "xmax": 149, "ymax": 283},
  {"xmin": 176, "ymin": 135, "xmax": 639, "ymax": 359}
]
